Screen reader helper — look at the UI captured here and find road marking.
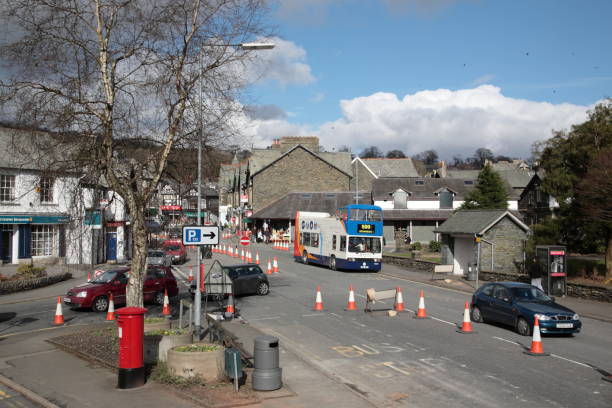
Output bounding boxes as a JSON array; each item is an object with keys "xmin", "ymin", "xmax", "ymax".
[
  {"xmin": 247, "ymin": 316, "xmax": 281, "ymax": 321},
  {"xmin": 550, "ymin": 354, "xmax": 591, "ymax": 368},
  {"xmin": 492, "ymin": 336, "xmax": 521, "ymax": 346},
  {"xmin": 302, "ymin": 314, "xmax": 325, "ymax": 317},
  {"xmin": 382, "ymin": 361, "xmax": 412, "ymax": 376},
  {"xmin": 0, "ymin": 323, "xmax": 93, "ymax": 339},
  {"xmin": 429, "ymin": 316, "xmax": 456, "ymax": 326},
  {"xmin": 330, "ymin": 313, "xmax": 343, "ymax": 319}
]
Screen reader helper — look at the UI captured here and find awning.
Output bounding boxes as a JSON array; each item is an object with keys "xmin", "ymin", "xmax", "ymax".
[
  {"xmin": 0, "ymin": 214, "xmax": 70, "ymax": 224},
  {"xmin": 242, "ymin": 218, "xmax": 252, "ymax": 223}
]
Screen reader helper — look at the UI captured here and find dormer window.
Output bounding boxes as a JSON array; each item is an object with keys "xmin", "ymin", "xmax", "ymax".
[
  {"xmin": 438, "ymin": 189, "xmax": 454, "ymax": 209},
  {"xmin": 392, "ymin": 189, "xmax": 408, "ymax": 209},
  {"xmin": 464, "ymin": 180, "xmax": 474, "ymax": 185},
  {"xmin": 415, "ymin": 180, "xmax": 424, "ymax": 185}
]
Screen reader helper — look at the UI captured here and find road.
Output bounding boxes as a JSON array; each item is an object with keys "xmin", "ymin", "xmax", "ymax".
[
  {"xmin": 174, "ymin": 240, "xmax": 612, "ymax": 408},
  {"xmin": 1, "ymin": 242, "xmax": 611, "ymax": 407}
]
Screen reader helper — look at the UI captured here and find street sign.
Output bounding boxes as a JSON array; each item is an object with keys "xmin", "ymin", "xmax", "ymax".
[
  {"xmin": 182, "ymin": 226, "xmax": 219, "ymax": 245},
  {"xmin": 240, "ymin": 235, "xmax": 250, "ymax": 246}
]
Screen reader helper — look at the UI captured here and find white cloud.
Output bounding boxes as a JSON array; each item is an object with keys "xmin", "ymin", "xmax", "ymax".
[
  {"xmin": 314, "ymin": 85, "xmax": 595, "ymax": 158},
  {"xmin": 249, "ymin": 37, "xmax": 315, "ymax": 86}
]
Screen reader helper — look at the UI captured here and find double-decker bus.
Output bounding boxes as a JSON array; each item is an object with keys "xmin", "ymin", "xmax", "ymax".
[{"xmin": 294, "ymin": 204, "xmax": 383, "ymax": 271}]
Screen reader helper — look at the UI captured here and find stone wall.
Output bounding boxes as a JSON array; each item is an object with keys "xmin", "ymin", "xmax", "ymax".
[
  {"xmin": 382, "ymin": 254, "xmax": 436, "ymax": 272},
  {"xmin": 252, "ymin": 147, "xmax": 350, "ymax": 212},
  {"xmin": 567, "ymin": 283, "xmax": 612, "ymax": 303},
  {"xmin": 480, "ymin": 217, "xmax": 527, "ymax": 274},
  {"xmin": 350, "ymin": 160, "xmax": 375, "ymax": 192}
]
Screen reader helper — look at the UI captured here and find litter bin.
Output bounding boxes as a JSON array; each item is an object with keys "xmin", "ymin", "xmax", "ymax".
[
  {"xmin": 252, "ymin": 335, "xmax": 282, "ymax": 391},
  {"xmin": 466, "ymin": 264, "xmax": 477, "ymax": 281}
]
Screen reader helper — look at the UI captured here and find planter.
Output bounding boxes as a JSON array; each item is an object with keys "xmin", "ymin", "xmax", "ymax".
[
  {"xmin": 143, "ymin": 318, "xmax": 171, "ymax": 332},
  {"xmin": 144, "ymin": 330, "xmax": 192, "ymax": 364},
  {"xmin": 167, "ymin": 343, "xmax": 224, "ymax": 382}
]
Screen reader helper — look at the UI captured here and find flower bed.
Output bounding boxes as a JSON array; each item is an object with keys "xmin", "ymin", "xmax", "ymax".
[
  {"xmin": 167, "ymin": 343, "xmax": 224, "ymax": 382},
  {"xmin": 144, "ymin": 329, "xmax": 192, "ymax": 364},
  {"xmin": 0, "ymin": 272, "xmax": 72, "ymax": 295}
]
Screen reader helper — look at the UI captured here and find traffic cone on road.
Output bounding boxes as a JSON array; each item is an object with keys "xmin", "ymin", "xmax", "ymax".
[
  {"xmin": 247, "ymin": 251, "xmax": 253, "ymax": 263},
  {"xmin": 266, "ymin": 258, "xmax": 273, "ymax": 275},
  {"xmin": 456, "ymin": 301, "xmax": 476, "ymax": 334},
  {"xmin": 394, "ymin": 287, "xmax": 405, "ymax": 312},
  {"xmin": 225, "ymin": 292, "xmax": 235, "ymax": 316},
  {"xmin": 162, "ymin": 289, "xmax": 171, "ymax": 316},
  {"xmin": 524, "ymin": 316, "xmax": 549, "ymax": 356},
  {"xmin": 188, "ymin": 265, "xmax": 194, "ymax": 283},
  {"xmin": 414, "ymin": 290, "xmax": 429, "ymax": 319},
  {"xmin": 54, "ymin": 296, "xmax": 64, "ymax": 325},
  {"xmin": 235, "ymin": 246, "xmax": 240, "ymax": 258},
  {"xmin": 345, "ymin": 285, "xmax": 357, "ymax": 311},
  {"xmin": 313, "ymin": 285, "xmax": 324, "ymax": 311},
  {"xmin": 87, "ymin": 271, "xmax": 91, "ymax": 282},
  {"xmin": 273, "ymin": 256, "xmax": 279, "ymax": 273},
  {"xmin": 241, "ymin": 249, "xmax": 245, "ymax": 262},
  {"xmin": 106, "ymin": 293, "xmax": 115, "ymax": 321},
  {"xmin": 255, "ymin": 252, "xmax": 260, "ymax": 265}
]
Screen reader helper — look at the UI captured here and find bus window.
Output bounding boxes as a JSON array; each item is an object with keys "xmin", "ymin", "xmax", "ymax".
[
  {"xmin": 368, "ymin": 209, "xmax": 382, "ymax": 222},
  {"xmin": 302, "ymin": 232, "xmax": 311, "ymax": 246},
  {"xmin": 349, "ymin": 237, "xmax": 381, "ymax": 253},
  {"xmin": 332, "ymin": 235, "xmax": 337, "ymax": 250},
  {"xmin": 340, "ymin": 236, "xmax": 346, "ymax": 251},
  {"xmin": 311, "ymin": 234, "xmax": 319, "ymax": 248},
  {"xmin": 350, "ymin": 208, "xmax": 382, "ymax": 222}
]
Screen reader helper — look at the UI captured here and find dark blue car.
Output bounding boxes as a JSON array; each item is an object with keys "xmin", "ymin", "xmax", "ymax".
[{"xmin": 471, "ymin": 282, "xmax": 581, "ymax": 336}]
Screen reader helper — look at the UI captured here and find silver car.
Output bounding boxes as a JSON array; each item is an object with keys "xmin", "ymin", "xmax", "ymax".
[{"xmin": 147, "ymin": 250, "xmax": 171, "ymax": 267}]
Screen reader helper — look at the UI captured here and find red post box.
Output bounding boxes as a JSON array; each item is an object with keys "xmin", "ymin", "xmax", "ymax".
[{"xmin": 116, "ymin": 306, "xmax": 147, "ymax": 389}]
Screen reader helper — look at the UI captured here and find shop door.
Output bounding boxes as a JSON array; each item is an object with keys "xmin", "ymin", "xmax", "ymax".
[
  {"xmin": 1, "ymin": 226, "xmax": 12, "ymax": 263},
  {"xmin": 106, "ymin": 232, "xmax": 117, "ymax": 261}
]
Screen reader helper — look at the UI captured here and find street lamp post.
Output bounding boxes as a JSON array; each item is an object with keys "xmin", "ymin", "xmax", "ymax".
[{"xmin": 193, "ymin": 42, "xmax": 274, "ymax": 342}]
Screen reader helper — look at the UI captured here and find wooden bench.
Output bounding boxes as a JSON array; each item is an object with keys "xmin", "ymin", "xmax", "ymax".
[
  {"xmin": 431, "ymin": 264, "xmax": 454, "ymax": 280},
  {"xmin": 365, "ymin": 288, "xmax": 397, "ymax": 312}
]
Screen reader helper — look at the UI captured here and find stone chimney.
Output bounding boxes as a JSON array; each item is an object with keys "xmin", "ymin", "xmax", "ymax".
[{"xmin": 279, "ymin": 136, "xmax": 319, "ymax": 153}]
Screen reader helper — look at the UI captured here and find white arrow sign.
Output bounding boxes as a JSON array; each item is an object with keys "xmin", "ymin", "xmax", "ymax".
[{"xmin": 182, "ymin": 226, "xmax": 219, "ymax": 245}]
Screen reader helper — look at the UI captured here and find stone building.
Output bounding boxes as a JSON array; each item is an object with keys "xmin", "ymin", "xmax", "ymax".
[
  {"xmin": 351, "ymin": 157, "xmax": 419, "ymax": 192},
  {"xmin": 435, "ymin": 210, "xmax": 530, "ymax": 276},
  {"xmin": 518, "ymin": 173, "xmax": 559, "ymax": 226}
]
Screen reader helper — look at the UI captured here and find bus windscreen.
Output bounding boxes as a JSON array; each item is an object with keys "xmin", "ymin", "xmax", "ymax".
[
  {"xmin": 350, "ymin": 208, "xmax": 382, "ymax": 222},
  {"xmin": 348, "ymin": 237, "xmax": 381, "ymax": 253}
]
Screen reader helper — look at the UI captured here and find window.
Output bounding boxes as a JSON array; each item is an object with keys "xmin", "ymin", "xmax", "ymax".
[
  {"xmin": 481, "ymin": 284, "xmax": 494, "ymax": 297},
  {"xmin": 311, "ymin": 234, "xmax": 319, "ymax": 248},
  {"xmin": 301, "ymin": 232, "xmax": 311, "ymax": 246},
  {"xmin": 464, "ymin": 180, "xmax": 474, "ymax": 185},
  {"xmin": 0, "ymin": 175, "xmax": 15, "ymax": 202},
  {"xmin": 39, "ymin": 177, "xmax": 54, "ymax": 203},
  {"xmin": 415, "ymin": 180, "xmax": 424, "ymax": 185},
  {"xmin": 492, "ymin": 286, "xmax": 510, "ymax": 301},
  {"xmin": 31, "ymin": 225, "xmax": 56, "ymax": 256},
  {"xmin": 332, "ymin": 235, "xmax": 337, "ymax": 250},
  {"xmin": 438, "ymin": 191, "xmax": 454, "ymax": 209},
  {"xmin": 348, "ymin": 237, "xmax": 381, "ymax": 253},
  {"xmin": 340, "ymin": 236, "xmax": 346, "ymax": 251}
]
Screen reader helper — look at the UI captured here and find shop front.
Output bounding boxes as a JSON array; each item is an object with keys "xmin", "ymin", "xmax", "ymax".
[{"xmin": 0, "ymin": 213, "xmax": 70, "ymax": 264}]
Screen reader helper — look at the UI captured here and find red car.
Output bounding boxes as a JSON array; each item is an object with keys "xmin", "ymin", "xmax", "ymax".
[
  {"xmin": 162, "ymin": 240, "xmax": 187, "ymax": 264},
  {"xmin": 64, "ymin": 266, "xmax": 179, "ymax": 312}
]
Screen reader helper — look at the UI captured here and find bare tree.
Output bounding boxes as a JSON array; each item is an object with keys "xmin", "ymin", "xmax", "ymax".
[
  {"xmin": 0, "ymin": 0, "xmax": 271, "ymax": 306},
  {"xmin": 360, "ymin": 146, "xmax": 383, "ymax": 158},
  {"xmin": 412, "ymin": 149, "xmax": 438, "ymax": 165},
  {"xmin": 386, "ymin": 149, "xmax": 406, "ymax": 158}
]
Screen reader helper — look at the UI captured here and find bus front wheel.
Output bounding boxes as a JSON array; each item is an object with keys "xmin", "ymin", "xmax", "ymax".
[
  {"xmin": 302, "ymin": 251, "xmax": 308, "ymax": 265},
  {"xmin": 329, "ymin": 255, "xmax": 337, "ymax": 271}
]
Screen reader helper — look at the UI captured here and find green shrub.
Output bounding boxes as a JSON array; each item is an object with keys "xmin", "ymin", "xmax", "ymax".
[
  {"xmin": 174, "ymin": 343, "xmax": 221, "ymax": 353},
  {"xmin": 428, "ymin": 240, "xmax": 441, "ymax": 252},
  {"xmin": 15, "ymin": 264, "xmax": 47, "ymax": 279},
  {"xmin": 144, "ymin": 317, "xmax": 167, "ymax": 324},
  {"xmin": 145, "ymin": 329, "xmax": 186, "ymax": 336},
  {"xmin": 410, "ymin": 242, "xmax": 422, "ymax": 251}
]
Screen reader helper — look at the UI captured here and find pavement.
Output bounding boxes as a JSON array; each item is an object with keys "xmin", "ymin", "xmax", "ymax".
[{"xmin": 0, "ymin": 254, "xmax": 610, "ymax": 408}]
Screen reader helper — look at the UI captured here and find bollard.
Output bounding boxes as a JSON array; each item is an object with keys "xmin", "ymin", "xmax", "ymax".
[{"xmin": 252, "ymin": 335, "xmax": 282, "ymax": 391}]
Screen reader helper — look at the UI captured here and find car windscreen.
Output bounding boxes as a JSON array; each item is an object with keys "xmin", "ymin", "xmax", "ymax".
[
  {"xmin": 148, "ymin": 251, "xmax": 165, "ymax": 257},
  {"xmin": 91, "ymin": 270, "xmax": 122, "ymax": 283},
  {"xmin": 511, "ymin": 287, "xmax": 552, "ymax": 302},
  {"xmin": 164, "ymin": 246, "xmax": 181, "ymax": 251}
]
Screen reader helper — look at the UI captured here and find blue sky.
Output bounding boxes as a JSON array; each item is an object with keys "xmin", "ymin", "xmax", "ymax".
[{"xmin": 241, "ymin": 0, "xmax": 611, "ymax": 159}]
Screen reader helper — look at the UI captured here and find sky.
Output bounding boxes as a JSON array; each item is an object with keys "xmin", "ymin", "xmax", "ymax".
[{"xmin": 238, "ymin": 0, "xmax": 612, "ymax": 160}]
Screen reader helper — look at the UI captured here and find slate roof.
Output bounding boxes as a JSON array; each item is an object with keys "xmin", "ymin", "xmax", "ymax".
[
  {"xmin": 251, "ymin": 145, "xmax": 352, "ymax": 178},
  {"xmin": 434, "ymin": 210, "xmax": 529, "ymax": 235},
  {"xmin": 372, "ymin": 177, "xmax": 477, "ymax": 201},
  {"xmin": 252, "ymin": 191, "xmax": 371, "ymax": 220},
  {"xmin": 446, "ymin": 169, "xmax": 481, "ymax": 179},
  {"xmin": 496, "ymin": 169, "xmax": 535, "ymax": 189},
  {"xmin": 382, "ymin": 209, "xmax": 454, "ymax": 220},
  {"xmin": 359, "ymin": 158, "xmax": 419, "ymax": 178}
]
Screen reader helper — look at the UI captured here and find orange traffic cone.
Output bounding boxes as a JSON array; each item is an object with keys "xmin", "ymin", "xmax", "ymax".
[
  {"xmin": 414, "ymin": 290, "xmax": 429, "ymax": 319},
  {"xmin": 162, "ymin": 289, "xmax": 171, "ymax": 316},
  {"xmin": 235, "ymin": 246, "xmax": 240, "ymax": 258},
  {"xmin": 345, "ymin": 285, "xmax": 357, "ymax": 311},
  {"xmin": 247, "ymin": 251, "xmax": 253, "ymax": 263},
  {"xmin": 524, "ymin": 316, "xmax": 549, "ymax": 356},
  {"xmin": 241, "ymin": 249, "xmax": 245, "ymax": 262},
  {"xmin": 106, "ymin": 293, "xmax": 115, "ymax": 321},
  {"xmin": 394, "ymin": 287, "xmax": 405, "ymax": 312},
  {"xmin": 255, "ymin": 252, "xmax": 260, "ymax": 265},
  {"xmin": 273, "ymin": 256, "xmax": 279, "ymax": 273},
  {"xmin": 266, "ymin": 258, "xmax": 273, "ymax": 275},
  {"xmin": 188, "ymin": 265, "xmax": 194, "ymax": 283},
  {"xmin": 225, "ymin": 292, "xmax": 235, "ymax": 316},
  {"xmin": 54, "ymin": 296, "xmax": 64, "ymax": 325},
  {"xmin": 456, "ymin": 301, "xmax": 476, "ymax": 334},
  {"xmin": 313, "ymin": 285, "xmax": 324, "ymax": 311},
  {"xmin": 87, "ymin": 271, "xmax": 91, "ymax": 282}
]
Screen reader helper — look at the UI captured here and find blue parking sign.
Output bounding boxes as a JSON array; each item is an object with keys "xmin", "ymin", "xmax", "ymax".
[{"xmin": 182, "ymin": 226, "xmax": 219, "ymax": 245}]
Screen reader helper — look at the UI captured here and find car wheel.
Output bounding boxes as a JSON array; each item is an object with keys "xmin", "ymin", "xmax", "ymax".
[
  {"xmin": 256, "ymin": 281, "xmax": 269, "ymax": 296},
  {"xmin": 329, "ymin": 255, "xmax": 337, "ymax": 271},
  {"xmin": 471, "ymin": 305, "xmax": 484, "ymax": 323},
  {"xmin": 516, "ymin": 317, "xmax": 531, "ymax": 336},
  {"xmin": 92, "ymin": 296, "xmax": 109, "ymax": 312},
  {"xmin": 302, "ymin": 251, "xmax": 308, "ymax": 265},
  {"xmin": 154, "ymin": 291, "xmax": 165, "ymax": 305}
]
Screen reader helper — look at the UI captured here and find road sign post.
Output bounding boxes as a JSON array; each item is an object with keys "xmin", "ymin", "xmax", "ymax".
[{"xmin": 182, "ymin": 226, "xmax": 219, "ymax": 342}]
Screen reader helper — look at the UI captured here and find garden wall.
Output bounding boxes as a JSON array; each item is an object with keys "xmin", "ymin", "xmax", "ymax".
[{"xmin": 0, "ymin": 273, "xmax": 72, "ymax": 295}]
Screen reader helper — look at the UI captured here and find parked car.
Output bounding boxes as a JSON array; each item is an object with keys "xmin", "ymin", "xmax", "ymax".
[
  {"xmin": 190, "ymin": 263, "xmax": 269, "ymax": 298},
  {"xmin": 471, "ymin": 282, "xmax": 582, "ymax": 336},
  {"xmin": 64, "ymin": 265, "xmax": 179, "ymax": 312},
  {"xmin": 162, "ymin": 240, "xmax": 186, "ymax": 264},
  {"xmin": 147, "ymin": 249, "xmax": 172, "ymax": 267}
]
